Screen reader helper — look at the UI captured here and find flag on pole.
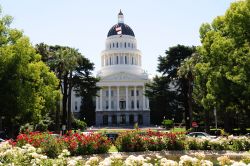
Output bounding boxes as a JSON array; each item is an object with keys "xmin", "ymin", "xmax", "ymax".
[{"xmin": 116, "ymin": 26, "xmax": 122, "ymax": 35}]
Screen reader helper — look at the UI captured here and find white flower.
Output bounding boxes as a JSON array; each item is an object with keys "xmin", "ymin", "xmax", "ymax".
[
  {"xmin": 85, "ymin": 156, "xmax": 100, "ymax": 165},
  {"xmin": 142, "ymin": 163, "xmax": 153, "ymax": 166},
  {"xmin": 67, "ymin": 159, "xmax": 77, "ymax": 166},
  {"xmin": 193, "ymin": 152, "xmax": 205, "ymax": 159},
  {"xmin": 159, "ymin": 158, "xmax": 178, "ymax": 166},
  {"xmin": 231, "ymin": 161, "xmax": 247, "ymax": 166},
  {"xmin": 200, "ymin": 160, "xmax": 213, "ymax": 166},
  {"xmin": 124, "ymin": 155, "xmax": 146, "ymax": 166},
  {"xmin": 179, "ymin": 155, "xmax": 199, "ymax": 166},
  {"xmin": 99, "ymin": 157, "xmax": 112, "ymax": 166}
]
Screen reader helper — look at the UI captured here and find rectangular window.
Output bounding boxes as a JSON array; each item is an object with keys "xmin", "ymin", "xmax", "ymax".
[
  {"xmin": 116, "ymin": 56, "xmax": 119, "ymax": 64},
  {"xmin": 131, "ymin": 101, "xmax": 134, "ymax": 109},
  {"xmin": 106, "ymin": 101, "xmax": 109, "ymax": 109},
  {"xmin": 111, "ymin": 90, "xmax": 113, "ymax": 97},
  {"xmin": 131, "ymin": 90, "xmax": 134, "ymax": 96},
  {"xmin": 75, "ymin": 101, "xmax": 78, "ymax": 111},
  {"xmin": 106, "ymin": 90, "xmax": 109, "ymax": 97},
  {"xmin": 137, "ymin": 100, "xmax": 139, "ymax": 109},
  {"xmin": 136, "ymin": 90, "xmax": 139, "ymax": 96}
]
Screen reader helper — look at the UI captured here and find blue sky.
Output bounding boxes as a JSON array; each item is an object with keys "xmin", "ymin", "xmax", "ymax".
[{"xmin": 1, "ymin": 0, "xmax": 235, "ymax": 76}]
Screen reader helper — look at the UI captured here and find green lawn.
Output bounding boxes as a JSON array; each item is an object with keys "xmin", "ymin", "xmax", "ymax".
[{"xmin": 108, "ymin": 145, "xmax": 118, "ymax": 152}]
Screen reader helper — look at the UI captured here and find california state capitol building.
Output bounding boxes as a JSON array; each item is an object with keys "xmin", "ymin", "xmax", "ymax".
[{"xmin": 95, "ymin": 10, "xmax": 150, "ymax": 126}]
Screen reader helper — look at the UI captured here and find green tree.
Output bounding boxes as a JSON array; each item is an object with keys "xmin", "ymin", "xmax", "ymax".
[
  {"xmin": 36, "ymin": 43, "xmax": 99, "ymax": 128},
  {"xmin": 146, "ymin": 45, "xmax": 196, "ymax": 127},
  {"xmin": 0, "ymin": 10, "xmax": 59, "ymax": 135},
  {"xmin": 73, "ymin": 56, "xmax": 100, "ymax": 126},
  {"xmin": 194, "ymin": 0, "xmax": 250, "ymax": 132}
]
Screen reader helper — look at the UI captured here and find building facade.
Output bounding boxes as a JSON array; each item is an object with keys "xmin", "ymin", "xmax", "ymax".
[{"xmin": 95, "ymin": 11, "xmax": 150, "ymax": 126}]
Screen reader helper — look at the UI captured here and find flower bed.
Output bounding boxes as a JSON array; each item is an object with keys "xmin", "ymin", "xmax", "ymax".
[
  {"xmin": 1, "ymin": 141, "xmax": 250, "ymax": 166},
  {"xmin": 115, "ymin": 130, "xmax": 185, "ymax": 152},
  {"xmin": 115, "ymin": 130, "xmax": 250, "ymax": 152},
  {"xmin": 12, "ymin": 131, "xmax": 112, "ymax": 158}
]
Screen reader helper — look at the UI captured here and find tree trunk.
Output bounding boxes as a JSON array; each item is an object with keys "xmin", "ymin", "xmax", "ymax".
[
  {"xmin": 62, "ymin": 73, "xmax": 68, "ymax": 127},
  {"xmin": 204, "ymin": 109, "xmax": 210, "ymax": 133},
  {"xmin": 55, "ymin": 94, "xmax": 60, "ymax": 133},
  {"xmin": 67, "ymin": 71, "xmax": 72, "ymax": 130},
  {"xmin": 187, "ymin": 73, "xmax": 193, "ymax": 128}
]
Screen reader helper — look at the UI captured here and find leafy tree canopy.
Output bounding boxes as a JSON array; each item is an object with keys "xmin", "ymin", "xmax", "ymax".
[
  {"xmin": 193, "ymin": 0, "xmax": 250, "ymax": 130},
  {"xmin": 0, "ymin": 10, "xmax": 59, "ymax": 131}
]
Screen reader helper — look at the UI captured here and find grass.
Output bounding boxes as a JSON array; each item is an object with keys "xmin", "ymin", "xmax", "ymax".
[
  {"xmin": 108, "ymin": 145, "xmax": 118, "ymax": 152},
  {"xmin": 170, "ymin": 127, "xmax": 186, "ymax": 133},
  {"xmin": 91, "ymin": 127, "xmax": 187, "ymax": 134}
]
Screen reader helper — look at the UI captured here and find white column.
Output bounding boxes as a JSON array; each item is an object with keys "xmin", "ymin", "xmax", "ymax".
[
  {"xmin": 100, "ymin": 89, "xmax": 103, "ymax": 110},
  {"xmin": 117, "ymin": 86, "xmax": 120, "ymax": 110},
  {"xmin": 113, "ymin": 54, "xmax": 115, "ymax": 65},
  {"xmin": 126, "ymin": 86, "xmax": 129, "ymax": 110},
  {"xmin": 143, "ymin": 86, "xmax": 146, "ymax": 110},
  {"xmin": 108, "ymin": 86, "xmax": 111, "ymax": 110},
  {"xmin": 123, "ymin": 54, "xmax": 125, "ymax": 64},
  {"xmin": 134, "ymin": 86, "xmax": 137, "ymax": 110},
  {"xmin": 128, "ymin": 54, "xmax": 131, "ymax": 65}
]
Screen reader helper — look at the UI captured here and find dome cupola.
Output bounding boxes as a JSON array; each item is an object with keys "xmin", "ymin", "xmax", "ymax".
[{"xmin": 107, "ymin": 10, "xmax": 135, "ymax": 37}]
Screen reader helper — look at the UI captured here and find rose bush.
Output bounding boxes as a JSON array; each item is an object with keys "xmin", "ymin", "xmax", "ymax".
[
  {"xmin": 115, "ymin": 130, "xmax": 185, "ymax": 152},
  {"xmin": 63, "ymin": 131, "xmax": 112, "ymax": 155},
  {"xmin": 1, "ymin": 141, "xmax": 250, "ymax": 165},
  {"xmin": 13, "ymin": 131, "xmax": 112, "ymax": 157}
]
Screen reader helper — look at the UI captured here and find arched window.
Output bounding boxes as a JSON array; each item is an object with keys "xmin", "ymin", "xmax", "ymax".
[
  {"xmin": 116, "ymin": 42, "xmax": 118, "ymax": 48},
  {"xmin": 110, "ymin": 43, "xmax": 111, "ymax": 48},
  {"xmin": 124, "ymin": 42, "xmax": 126, "ymax": 48},
  {"xmin": 113, "ymin": 43, "xmax": 115, "ymax": 48},
  {"xmin": 125, "ymin": 56, "xmax": 127, "ymax": 64},
  {"xmin": 116, "ymin": 56, "xmax": 119, "ymax": 64}
]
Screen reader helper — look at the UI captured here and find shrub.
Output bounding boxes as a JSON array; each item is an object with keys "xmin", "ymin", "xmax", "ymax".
[
  {"xmin": 115, "ymin": 131, "xmax": 146, "ymax": 152},
  {"xmin": 63, "ymin": 131, "xmax": 112, "ymax": 155},
  {"xmin": 162, "ymin": 119, "xmax": 174, "ymax": 129},
  {"xmin": 15, "ymin": 131, "xmax": 66, "ymax": 158},
  {"xmin": 19, "ymin": 123, "xmax": 34, "ymax": 134},
  {"xmin": 72, "ymin": 119, "xmax": 87, "ymax": 131},
  {"xmin": 185, "ymin": 137, "xmax": 201, "ymax": 150}
]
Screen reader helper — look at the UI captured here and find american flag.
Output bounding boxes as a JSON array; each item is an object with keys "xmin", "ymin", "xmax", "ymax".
[{"xmin": 116, "ymin": 26, "xmax": 122, "ymax": 35}]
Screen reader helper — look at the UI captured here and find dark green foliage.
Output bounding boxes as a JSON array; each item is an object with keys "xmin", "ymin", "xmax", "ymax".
[
  {"xmin": 72, "ymin": 119, "xmax": 87, "ymax": 131},
  {"xmin": 162, "ymin": 119, "xmax": 174, "ymax": 129},
  {"xmin": 36, "ymin": 43, "xmax": 99, "ymax": 129},
  {"xmin": 146, "ymin": 45, "xmax": 196, "ymax": 127}
]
